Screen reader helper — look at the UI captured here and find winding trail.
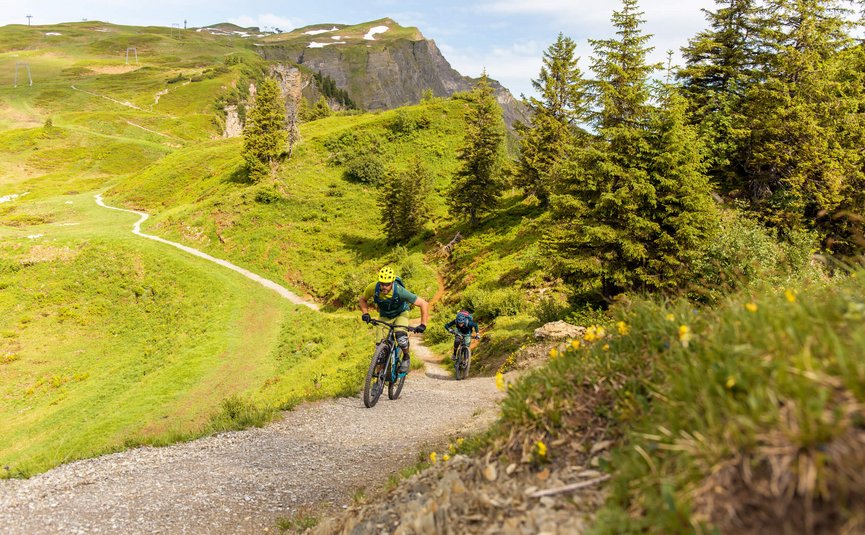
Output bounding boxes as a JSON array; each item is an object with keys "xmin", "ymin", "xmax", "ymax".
[
  {"xmin": 0, "ymin": 197, "xmax": 503, "ymax": 534},
  {"xmin": 94, "ymin": 194, "xmax": 317, "ymax": 310}
]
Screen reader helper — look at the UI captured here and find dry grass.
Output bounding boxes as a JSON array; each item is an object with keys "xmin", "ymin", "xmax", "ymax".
[{"xmin": 693, "ymin": 387, "xmax": 865, "ymax": 535}]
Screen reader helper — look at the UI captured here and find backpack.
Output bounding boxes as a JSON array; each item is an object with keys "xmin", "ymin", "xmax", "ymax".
[
  {"xmin": 456, "ymin": 310, "xmax": 472, "ymax": 325},
  {"xmin": 373, "ymin": 276, "xmax": 410, "ymax": 317}
]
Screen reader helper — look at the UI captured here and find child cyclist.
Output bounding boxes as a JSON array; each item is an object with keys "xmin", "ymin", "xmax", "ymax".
[{"xmin": 444, "ymin": 309, "xmax": 479, "ymax": 361}]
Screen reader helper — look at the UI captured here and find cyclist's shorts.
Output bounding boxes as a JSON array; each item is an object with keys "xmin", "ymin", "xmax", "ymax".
[{"xmin": 375, "ymin": 311, "xmax": 410, "ymax": 343}]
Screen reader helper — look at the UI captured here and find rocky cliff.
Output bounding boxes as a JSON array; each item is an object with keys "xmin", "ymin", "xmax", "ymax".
[{"xmin": 255, "ymin": 19, "xmax": 526, "ymax": 127}]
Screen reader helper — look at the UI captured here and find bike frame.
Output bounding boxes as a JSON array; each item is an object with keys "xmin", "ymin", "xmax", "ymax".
[{"xmin": 369, "ymin": 318, "xmax": 411, "ymax": 380}]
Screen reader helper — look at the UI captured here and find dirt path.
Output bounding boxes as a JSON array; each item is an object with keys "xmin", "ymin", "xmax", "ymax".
[
  {"xmin": 0, "ymin": 352, "xmax": 502, "ymax": 534},
  {"xmin": 0, "ymin": 199, "xmax": 503, "ymax": 534},
  {"xmin": 94, "ymin": 194, "xmax": 317, "ymax": 310}
]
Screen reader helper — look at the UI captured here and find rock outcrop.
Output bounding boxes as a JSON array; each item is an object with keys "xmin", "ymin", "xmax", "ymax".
[{"xmin": 256, "ymin": 21, "xmax": 527, "ymax": 127}]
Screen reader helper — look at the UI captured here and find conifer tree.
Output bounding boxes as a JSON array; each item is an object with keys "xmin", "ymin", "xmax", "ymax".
[
  {"xmin": 379, "ymin": 157, "xmax": 432, "ymax": 244},
  {"xmin": 242, "ymin": 77, "xmax": 287, "ymax": 182},
  {"xmin": 741, "ymin": 0, "xmax": 865, "ymax": 240},
  {"xmin": 678, "ymin": 0, "xmax": 760, "ymax": 193},
  {"xmin": 547, "ymin": 0, "xmax": 662, "ymax": 298},
  {"xmin": 449, "ymin": 72, "xmax": 506, "ymax": 227},
  {"xmin": 648, "ymin": 88, "xmax": 719, "ymax": 289},
  {"xmin": 516, "ymin": 33, "xmax": 589, "ymax": 207}
]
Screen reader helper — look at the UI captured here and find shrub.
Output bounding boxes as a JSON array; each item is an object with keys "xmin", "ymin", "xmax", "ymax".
[
  {"xmin": 532, "ymin": 293, "xmax": 570, "ymax": 324},
  {"xmin": 344, "ymin": 155, "xmax": 386, "ymax": 185},
  {"xmin": 254, "ymin": 186, "xmax": 282, "ymax": 204},
  {"xmin": 460, "ymin": 287, "xmax": 523, "ymax": 322},
  {"xmin": 330, "ymin": 272, "xmax": 368, "ymax": 308},
  {"xmin": 691, "ymin": 209, "xmax": 824, "ymax": 301}
]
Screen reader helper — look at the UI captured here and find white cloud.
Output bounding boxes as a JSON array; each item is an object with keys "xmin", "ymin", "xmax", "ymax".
[{"xmin": 229, "ymin": 13, "xmax": 294, "ymax": 32}]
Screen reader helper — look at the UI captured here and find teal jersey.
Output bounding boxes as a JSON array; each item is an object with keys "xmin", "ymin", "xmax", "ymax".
[{"xmin": 363, "ymin": 281, "xmax": 418, "ymax": 318}]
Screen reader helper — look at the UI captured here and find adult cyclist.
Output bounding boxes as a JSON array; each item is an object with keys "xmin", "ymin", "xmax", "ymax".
[{"xmin": 359, "ymin": 266, "xmax": 429, "ymax": 374}]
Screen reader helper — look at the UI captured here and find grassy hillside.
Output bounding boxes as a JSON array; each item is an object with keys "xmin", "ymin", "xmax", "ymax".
[
  {"xmin": 0, "ymin": 22, "xmax": 402, "ymax": 477},
  {"xmin": 107, "ymin": 100, "xmax": 469, "ymax": 305},
  {"xmin": 486, "ymin": 272, "xmax": 865, "ymax": 533},
  {"xmin": 0, "ymin": 193, "xmax": 375, "ymax": 477}
]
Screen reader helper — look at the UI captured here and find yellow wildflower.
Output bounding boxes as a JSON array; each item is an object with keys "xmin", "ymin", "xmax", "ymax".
[
  {"xmin": 429, "ymin": 452, "xmax": 437, "ymax": 464},
  {"xmin": 495, "ymin": 372, "xmax": 506, "ymax": 392},
  {"xmin": 549, "ymin": 348, "xmax": 559, "ymax": 359},
  {"xmin": 596, "ymin": 326, "xmax": 606, "ymax": 339},
  {"xmin": 456, "ymin": 437, "xmax": 465, "ymax": 447},
  {"xmin": 679, "ymin": 325, "xmax": 692, "ymax": 348},
  {"xmin": 665, "ymin": 313, "xmax": 675, "ymax": 321},
  {"xmin": 536, "ymin": 440, "xmax": 547, "ymax": 459},
  {"xmin": 603, "ymin": 344, "xmax": 610, "ymax": 351},
  {"xmin": 584, "ymin": 326, "xmax": 597, "ymax": 342},
  {"xmin": 617, "ymin": 321, "xmax": 630, "ymax": 335},
  {"xmin": 785, "ymin": 289, "xmax": 797, "ymax": 303},
  {"xmin": 448, "ymin": 443, "xmax": 456, "ymax": 454},
  {"xmin": 745, "ymin": 302, "xmax": 758, "ymax": 313},
  {"xmin": 570, "ymin": 339, "xmax": 581, "ymax": 350},
  {"xmin": 725, "ymin": 376, "xmax": 736, "ymax": 390},
  {"xmin": 443, "ymin": 454, "xmax": 450, "ymax": 462}
]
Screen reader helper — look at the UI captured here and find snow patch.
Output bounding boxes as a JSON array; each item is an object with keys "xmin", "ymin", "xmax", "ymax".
[
  {"xmin": 331, "ymin": 35, "xmax": 343, "ymax": 40},
  {"xmin": 0, "ymin": 192, "xmax": 29, "ymax": 204},
  {"xmin": 27, "ymin": 234, "xmax": 44, "ymax": 240},
  {"xmin": 308, "ymin": 41, "xmax": 346, "ymax": 48},
  {"xmin": 44, "ymin": 32, "xmax": 62, "ymax": 36},
  {"xmin": 364, "ymin": 26, "xmax": 389, "ymax": 40},
  {"xmin": 304, "ymin": 27, "xmax": 339, "ymax": 36}
]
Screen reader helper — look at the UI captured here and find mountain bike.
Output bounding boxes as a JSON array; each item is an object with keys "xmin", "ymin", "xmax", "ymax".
[
  {"xmin": 363, "ymin": 319, "xmax": 418, "ymax": 408},
  {"xmin": 448, "ymin": 329, "xmax": 480, "ymax": 380}
]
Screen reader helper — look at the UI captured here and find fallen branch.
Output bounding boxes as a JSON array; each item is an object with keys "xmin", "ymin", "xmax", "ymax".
[
  {"xmin": 527, "ymin": 474, "xmax": 610, "ymax": 498},
  {"xmin": 441, "ymin": 231, "xmax": 463, "ymax": 257}
]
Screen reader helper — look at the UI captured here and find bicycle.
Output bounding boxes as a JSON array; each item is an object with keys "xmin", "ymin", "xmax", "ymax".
[
  {"xmin": 448, "ymin": 329, "xmax": 480, "ymax": 380},
  {"xmin": 363, "ymin": 318, "xmax": 418, "ymax": 408}
]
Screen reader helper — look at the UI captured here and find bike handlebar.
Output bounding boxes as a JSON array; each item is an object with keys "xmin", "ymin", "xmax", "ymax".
[
  {"xmin": 448, "ymin": 329, "xmax": 481, "ymax": 340},
  {"xmin": 366, "ymin": 318, "xmax": 419, "ymax": 333}
]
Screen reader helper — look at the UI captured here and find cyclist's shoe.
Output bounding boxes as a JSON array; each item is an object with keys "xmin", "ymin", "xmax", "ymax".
[
  {"xmin": 450, "ymin": 353, "xmax": 457, "ymax": 361},
  {"xmin": 399, "ymin": 357, "xmax": 410, "ymax": 373}
]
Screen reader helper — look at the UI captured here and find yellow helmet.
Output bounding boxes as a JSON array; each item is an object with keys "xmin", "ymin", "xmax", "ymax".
[{"xmin": 378, "ymin": 266, "xmax": 396, "ymax": 283}]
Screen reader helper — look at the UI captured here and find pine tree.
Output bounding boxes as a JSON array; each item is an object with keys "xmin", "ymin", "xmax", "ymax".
[
  {"xmin": 648, "ymin": 88, "xmax": 719, "ymax": 290},
  {"xmin": 242, "ymin": 77, "xmax": 287, "ymax": 182},
  {"xmin": 379, "ymin": 157, "xmax": 432, "ymax": 244},
  {"xmin": 547, "ymin": 0, "xmax": 661, "ymax": 298},
  {"xmin": 741, "ymin": 0, "xmax": 865, "ymax": 240},
  {"xmin": 678, "ymin": 0, "xmax": 761, "ymax": 193},
  {"xmin": 516, "ymin": 33, "xmax": 589, "ymax": 207},
  {"xmin": 448, "ymin": 72, "xmax": 506, "ymax": 227}
]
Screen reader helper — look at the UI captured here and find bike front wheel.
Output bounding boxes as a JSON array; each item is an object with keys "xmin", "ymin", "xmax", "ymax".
[
  {"xmin": 388, "ymin": 348, "xmax": 406, "ymax": 400},
  {"xmin": 363, "ymin": 344, "xmax": 388, "ymax": 408},
  {"xmin": 455, "ymin": 346, "xmax": 470, "ymax": 380}
]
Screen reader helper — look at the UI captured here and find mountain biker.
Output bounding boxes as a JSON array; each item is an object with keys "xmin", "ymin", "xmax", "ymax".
[
  {"xmin": 444, "ymin": 309, "xmax": 479, "ymax": 361},
  {"xmin": 359, "ymin": 266, "xmax": 429, "ymax": 374}
]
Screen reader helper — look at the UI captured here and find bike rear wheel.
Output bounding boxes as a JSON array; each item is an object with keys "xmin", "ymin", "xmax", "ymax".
[
  {"xmin": 388, "ymin": 347, "xmax": 406, "ymax": 400},
  {"xmin": 363, "ymin": 344, "xmax": 388, "ymax": 408}
]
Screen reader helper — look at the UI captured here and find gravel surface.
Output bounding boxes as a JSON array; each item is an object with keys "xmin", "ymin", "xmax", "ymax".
[{"xmin": 0, "ymin": 346, "xmax": 503, "ymax": 534}]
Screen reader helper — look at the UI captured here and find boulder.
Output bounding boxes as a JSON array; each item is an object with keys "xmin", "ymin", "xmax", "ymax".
[{"xmin": 533, "ymin": 321, "xmax": 585, "ymax": 341}]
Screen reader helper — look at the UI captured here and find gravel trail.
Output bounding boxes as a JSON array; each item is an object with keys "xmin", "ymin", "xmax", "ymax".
[
  {"xmin": 0, "ymin": 347, "xmax": 503, "ymax": 534},
  {"xmin": 0, "ymin": 198, "xmax": 503, "ymax": 534}
]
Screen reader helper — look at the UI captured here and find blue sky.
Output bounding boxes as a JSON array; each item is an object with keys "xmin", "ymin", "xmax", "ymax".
[{"xmin": 1, "ymin": 0, "xmax": 718, "ymax": 99}]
